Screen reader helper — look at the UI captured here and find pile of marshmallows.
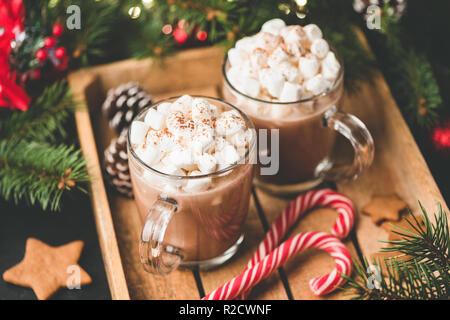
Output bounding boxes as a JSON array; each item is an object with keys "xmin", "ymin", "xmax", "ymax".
[
  {"xmin": 130, "ymin": 95, "xmax": 253, "ymax": 192},
  {"xmin": 226, "ymin": 19, "xmax": 341, "ymax": 114}
]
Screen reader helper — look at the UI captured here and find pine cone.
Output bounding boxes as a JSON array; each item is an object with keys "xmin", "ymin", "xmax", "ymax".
[
  {"xmin": 102, "ymin": 82, "xmax": 154, "ymax": 134},
  {"xmin": 103, "ymin": 130, "xmax": 133, "ymax": 198}
]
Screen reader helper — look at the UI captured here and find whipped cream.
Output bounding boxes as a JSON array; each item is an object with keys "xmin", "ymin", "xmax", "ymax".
[
  {"xmin": 130, "ymin": 96, "xmax": 253, "ymax": 192},
  {"xmin": 226, "ymin": 19, "xmax": 341, "ymax": 117}
]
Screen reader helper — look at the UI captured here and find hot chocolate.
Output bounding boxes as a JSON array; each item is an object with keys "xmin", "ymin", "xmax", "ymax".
[
  {"xmin": 128, "ymin": 96, "xmax": 256, "ymax": 269},
  {"xmin": 223, "ymin": 19, "xmax": 373, "ymax": 193}
]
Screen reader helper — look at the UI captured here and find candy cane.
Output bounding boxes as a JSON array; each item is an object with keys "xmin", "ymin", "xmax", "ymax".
[
  {"xmin": 203, "ymin": 189, "xmax": 355, "ymax": 300},
  {"xmin": 203, "ymin": 231, "xmax": 352, "ymax": 299}
]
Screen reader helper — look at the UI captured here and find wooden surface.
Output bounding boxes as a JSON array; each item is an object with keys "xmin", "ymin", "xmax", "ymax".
[
  {"xmin": 69, "ymin": 44, "xmax": 448, "ymax": 300},
  {"xmin": 69, "ymin": 73, "xmax": 130, "ymax": 300}
]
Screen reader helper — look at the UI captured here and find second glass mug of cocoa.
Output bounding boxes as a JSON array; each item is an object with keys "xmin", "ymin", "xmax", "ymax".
[
  {"xmin": 222, "ymin": 47, "xmax": 374, "ymax": 195},
  {"xmin": 128, "ymin": 97, "xmax": 256, "ymax": 274}
]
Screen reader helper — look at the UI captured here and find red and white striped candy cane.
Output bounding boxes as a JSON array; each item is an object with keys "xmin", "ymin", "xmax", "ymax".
[
  {"xmin": 203, "ymin": 189, "xmax": 355, "ymax": 300},
  {"xmin": 203, "ymin": 231, "xmax": 352, "ymax": 300},
  {"xmin": 249, "ymin": 188, "xmax": 354, "ymax": 269}
]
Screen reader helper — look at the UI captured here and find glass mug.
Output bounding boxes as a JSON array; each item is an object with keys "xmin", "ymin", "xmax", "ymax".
[
  {"xmin": 127, "ymin": 97, "xmax": 256, "ymax": 274},
  {"xmin": 222, "ymin": 47, "xmax": 374, "ymax": 195}
]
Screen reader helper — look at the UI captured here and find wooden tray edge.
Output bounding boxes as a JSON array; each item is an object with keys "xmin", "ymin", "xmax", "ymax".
[{"xmin": 68, "ymin": 71, "xmax": 131, "ymax": 300}]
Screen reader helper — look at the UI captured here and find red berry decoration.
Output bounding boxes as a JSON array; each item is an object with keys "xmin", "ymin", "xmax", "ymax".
[
  {"xmin": 44, "ymin": 37, "xmax": 55, "ymax": 48},
  {"xmin": 197, "ymin": 30, "xmax": 207, "ymax": 41},
  {"xmin": 36, "ymin": 49, "xmax": 48, "ymax": 62},
  {"xmin": 173, "ymin": 28, "xmax": 188, "ymax": 44},
  {"xmin": 52, "ymin": 24, "xmax": 64, "ymax": 37},
  {"xmin": 432, "ymin": 119, "xmax": 450, "ymax": 150},
  {"xmin": 54, "ymin": 47, "xmax": 66, "ymax": 59}
]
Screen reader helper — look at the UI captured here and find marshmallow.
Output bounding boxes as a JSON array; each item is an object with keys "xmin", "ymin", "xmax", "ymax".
[
  {"xmin": 304, "ymin": 74, "xmax": 331, "ymax": 95},
  {"xmin": 131, "ymin": 94, "xmax": 251, "ymax": 191},
  {"xmin": 153, "ymin": 162, "xmax": 185, "ymax": 176},
  {"xmin": 259, "ymin": 68, "xmax": 285, "ymax": 98},
  {"xmin": 144, "ymin": 108, "xmax": 165, "ymax": 130},
  {"xmin": 267, "ymin": 47, "xmax": 289, "ymax": 68},
  {"xmin": 157, "ymin": 102, "xmax": 172, "ymax": 115},
  {"xmin": 310, "ymin": 38, "xmax": 329, "ymax": 59},
  {"xmin": 171, "ymin": 95, "xmax": 193, "ymax": 112},
  {"xmin": 228, "ymin": 47, "xmax": 247, "ymax": 68},
  {"xmin": 226, "ymin": 66, "xmax": 243, "ymax": 89},
  {"xmin": 167, "ymin": 147, "xmax": 195, "ymax": 170},
  {"xmin": 250, "ymin": 48, "xmax": 269, "ymax": 69},
  {"xmin": 130, "ymin": 121, "xmax": 149, "ymax": 145},
  {"xmin": 218, "ymin": 144, "xmax": 240, "ymax": 166},
  {"xmin": 192, "ymin": 98, "xmax": 213, "ymax": 123},
  {"xmin": 285, "ymin": 42, "xmax": 305, "ymax": 57},
  {"xmin": 193, "ymin": 122, "xmax": 215, "ymax": 150},
  {"xmin": 281, "ymin": 25, "xmax": 308, "ymax": 45},
  {"xmin": 303, "ymin": 24, "xmax": 323, "ymax": 41},
  {"xmin": 183, "ymin": 171, "xmax": 212, "ymax": 192},
  {"xmin": 229, "ymin": 129, "xmax": 249, "ymax": 149},
  {"xmin": 279, "ymin": 61, "xmax": 302, "ymax": 83},
  {"xmin": 214, "ymin": 137, "xmax": 231, "ymax": 152},
  {"xmin": 298, "ymin": 55, "xmax": 320, "ymax": 80},
  {"xmin": 261, "ymin": 18, "xmax": 286, "ymax": 35},
  {"xmin": 240, "ymin": 77, "xmax": 261, "ymax": 97},
  {"xmin": 196, "ymin": 153, "xmax": 217, "ymax": 174},
  {"xmin": 215, "ymin": 111, "xmax": 245, "ymax": 136},
  {"xmin": 235, "ymin": 36, "xmax": 254, "ymax": 53},
  {"xmin": 145, "ymin": 129, "xmax": 161, "ymax": 146},
  {"xmin": 281, "ymin": 25, "xmax": 308, "ymax": 55},
  {"xmin": 136, "ymin": 145, "xmax": 161, "ymax": 166},
  {"xmin": 279, "ymin": 82, "xmax": 303, "ymax": 102},
  {"xmin": 253, "ymin": 32, "xmax": 281, "ymax": 52},
  {"xmin": 321, "ymin": 51, "xmax": 341, "ymax": 81},
  {"xmin": 159, "ymin": 132, "xmax": 178, "ymax": 152},
  {"xmin": 166, "ymin": 111, "xmax": 194, "ymax": 137}
]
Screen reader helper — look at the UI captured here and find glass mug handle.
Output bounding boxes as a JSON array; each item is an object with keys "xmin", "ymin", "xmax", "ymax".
[
  {"xmin": 139, "ymin": 197, "xmax": 184, "ymax": 275},
  {"xmin": 320, "ymin": 106, "xmax": 374, "ymax": 181}
]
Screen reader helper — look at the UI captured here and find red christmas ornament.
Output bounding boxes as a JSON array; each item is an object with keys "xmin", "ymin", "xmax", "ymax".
[
  {"xmin": 43, "ymin": 36, "xmax": 55, "ymax": 48},
  {"xmin": 52, "ymin": 24, "xmax": 64, "ymax": 37},
  {"xmin": 54, "ymin": 47, "xmax": 66, "ymax": 59},
  {"xmin": 35, "ymin": 48, "xmax": 48, "ymax": 61},
  {"xmin": 432, "ymin": 120, "xmax": 450, "ymax": 150},
  {"xmin": 197, "ymin": 30, "xmax": 207, "ymax": 41},
  {"xmin": 173, "ymin": 28, "xmax": 188, "ymax": 44}
]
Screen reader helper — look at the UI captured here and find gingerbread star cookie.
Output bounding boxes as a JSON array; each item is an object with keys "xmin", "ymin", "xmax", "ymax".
[
  {"xmin": 361, "ymin": 195, "xmax": 409, "ymax": 224},
  {"xmin": 3, "ymin": 238, "xmax": 92, "ymax": 300}
]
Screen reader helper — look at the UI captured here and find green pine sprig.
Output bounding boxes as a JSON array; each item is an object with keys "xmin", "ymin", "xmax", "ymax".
[
  {"xmin": 0, "ymin": 81, "xmax": 76, "ymax": 143},
  {"xmin": 0, "ymin": 140, "xmax": 89, "ymax": 212},
  {"xmin": 343, "ymin": 203, "xmax": 450, "ymax": 300},
  {"xmin": 0, "ymin": 81, "xmax": 89, "ymax": 212}
]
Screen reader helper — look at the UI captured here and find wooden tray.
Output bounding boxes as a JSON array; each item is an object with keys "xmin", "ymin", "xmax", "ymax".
[{"xmin": 69, "ymin": 43, "xmax": 449, "ymax": 300}]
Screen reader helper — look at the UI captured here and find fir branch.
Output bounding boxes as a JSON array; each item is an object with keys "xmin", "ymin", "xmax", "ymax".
[
  {"xmin": 0, "ymin": 140, "xmax": 89, "ymax": 211},
  {"xmin": 0, "ymin": 81, "xmax": 76, "ymax": 143},
  {"xmin": 343, "ymin": 203, "xmax": 450, "ymax": 300}
]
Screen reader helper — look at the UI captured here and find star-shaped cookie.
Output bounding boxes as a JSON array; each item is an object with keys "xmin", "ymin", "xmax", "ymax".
[
  {"xmin": 361, "ymin": 195, "xmax": 409, "ymax": 224},
  {"xmin": 3, "ymin": 238, "xmax": 92, "ymax": 300}
]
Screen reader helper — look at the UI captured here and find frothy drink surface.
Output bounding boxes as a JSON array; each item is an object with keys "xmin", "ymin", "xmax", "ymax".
[
  {"xmin": 224, "ymin": 19, "xmax": 343, "ymax": 186},
  {"xmin": 128, "ymin": 96, "xmax": 255, "ymax": 261}
]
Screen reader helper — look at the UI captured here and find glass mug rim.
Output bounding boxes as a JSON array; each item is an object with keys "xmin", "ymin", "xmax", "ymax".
[
  {"xmin": 222, "ymin": 41, "xmax": 345, "ymax": 105},
  {"xmin": 127, "ymin": 95, "xmax": 257, "ymax": 181}
]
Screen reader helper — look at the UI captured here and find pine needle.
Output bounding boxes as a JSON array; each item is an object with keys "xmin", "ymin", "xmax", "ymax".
[
  {"xmin": 0, "ymin": 140, "xmax": 89, "ymax": 211},
  {"xmin": 344, "ymin": 203, "xmax": 450, "ymax": 300}
]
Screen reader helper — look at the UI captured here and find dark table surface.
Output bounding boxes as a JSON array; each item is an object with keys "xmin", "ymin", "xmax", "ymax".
[{"xmin": 0, "ymin": 194, "xmax": 111, "ymax": 300}]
